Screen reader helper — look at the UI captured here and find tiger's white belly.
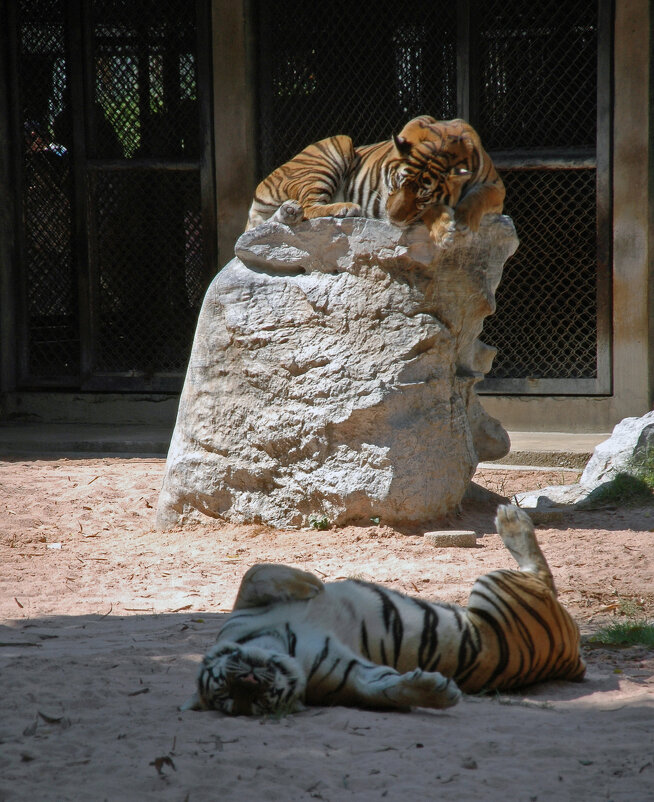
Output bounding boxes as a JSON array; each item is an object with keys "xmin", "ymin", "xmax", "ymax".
[{"xmin": 218, "ymin": 579, "xmax": 469, "ymax": 676}]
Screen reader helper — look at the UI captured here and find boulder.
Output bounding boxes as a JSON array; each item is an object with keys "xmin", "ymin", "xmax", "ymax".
[
  {"xmin": 157, "ymin": 215, "xmax": 517, "ymax": 529},
  {"xmin": 515, "ymin": 410, "xmax": 654, "ymax": 515},
  {"xmin": 580, "ymin": 410, "xmax": 654, "ymax": 487}
]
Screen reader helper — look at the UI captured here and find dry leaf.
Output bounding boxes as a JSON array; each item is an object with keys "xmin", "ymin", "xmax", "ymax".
[{"xmin": 150, "ymin": 755, "xmax": 176, "ymax": 775}]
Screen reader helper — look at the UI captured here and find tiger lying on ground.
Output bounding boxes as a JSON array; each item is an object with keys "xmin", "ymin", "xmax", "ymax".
[
  {"xmin": 184, "ymin": 505, "xmax": 585, "ymax": 716},
  {"xmin": 246, "ymin": 116, "xmax": 505, "ymax": 246}
]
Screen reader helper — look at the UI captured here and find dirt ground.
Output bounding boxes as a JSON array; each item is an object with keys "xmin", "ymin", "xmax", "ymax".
[{"xmin": 1, "ymin": 457, "xmax": 653, "ymax": 801}]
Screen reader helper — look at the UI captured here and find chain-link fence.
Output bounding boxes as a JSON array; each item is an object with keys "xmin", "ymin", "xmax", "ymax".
[
  {"xmin": 12, "ymin": 0, "xmax": 212, "ymax": 387},
  {"xmin": 10, "ymin": 0, "xmax": 607, "ymax": 392},
  {"xmin": 256, "ymin": 2, "xmax": 458, "ymax": 178},
  {"xmin": 484, "ymin": 169, "xmax": 598, "ymax": 379},
  {"xmin": 17, "ymin": 0, "xmax": 79, "ymax": 379},
  {"xmin": 477, "ymin": 0, "xmax": 598, "ymax": 151},
  {"xmin": 255, "ymin": 0, "xmax": 607, "ymax": 392}
]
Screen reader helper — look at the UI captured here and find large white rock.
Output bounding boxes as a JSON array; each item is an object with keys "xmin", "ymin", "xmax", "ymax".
[
  {"xmin": 157, "ymin": 215, "xmax": 517, "ymax": 529},
  {"xmin": 515, "ymin": 410, "xmax": 654, "ymax": 515},
  {"xmin": 580, "ymin": 410, "xmax": 654, "ymax": 487}
]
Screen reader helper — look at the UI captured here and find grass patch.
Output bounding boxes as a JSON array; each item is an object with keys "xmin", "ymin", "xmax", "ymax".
[
  {"xmin": 588, "ymin": 620, "xmax": 654, "ymax": 648},
  {"xmin": 579, "ymin": 447, "xmax": 654, "ymax": 508},
  {"xmin": 309, "ymin": 515, "xmax": 331, "ymax": 531},
  {"xmin": 630, "ymin": 447, "xmax": 654, "ymax": 489},
  {"xmin": 578, "ymin": 472, "xmax": 653, "ymax": 508}
]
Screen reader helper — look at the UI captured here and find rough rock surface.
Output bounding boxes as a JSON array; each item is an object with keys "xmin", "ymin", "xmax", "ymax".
[
  {"xmin": 157, "ymin": 215, "xmax": 517, "ymax": 529},
  {"xmin": 515, "ymin": 410, "xmax": 654, "ymax": 515}
]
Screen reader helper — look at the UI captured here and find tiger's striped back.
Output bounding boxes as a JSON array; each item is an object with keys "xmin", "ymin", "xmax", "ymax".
[{"xmin": 246, "ymin": 116, "xmax": 505, "ymax": 246}]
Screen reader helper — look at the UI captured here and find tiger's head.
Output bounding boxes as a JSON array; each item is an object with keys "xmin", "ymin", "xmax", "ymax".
[
  {"xmin": 182, "ymin": 641, "xmax": 306, "ymax": 716},
  {"xmin": 385, "ymin": 116, "xmax": 480, "ymax": 226}
]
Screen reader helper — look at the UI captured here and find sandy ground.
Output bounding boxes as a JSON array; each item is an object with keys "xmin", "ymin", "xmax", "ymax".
[{"xmin": 1, "ymin": 457, "xmax": 653, "ymax": 801}]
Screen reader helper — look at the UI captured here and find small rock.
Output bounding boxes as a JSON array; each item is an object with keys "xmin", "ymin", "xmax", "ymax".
[{"xmin": 423, "ymin": 531, "xmax": 477, "ymax": 548}]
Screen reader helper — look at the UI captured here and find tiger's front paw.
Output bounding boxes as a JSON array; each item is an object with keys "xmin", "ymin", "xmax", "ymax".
[
  {"xmin": 272, "ymin": 199, "xmax": 305, "ymax": 226},
  {"xmin": 333, "ymin": 202, "xmax": 362, "ymax": 218},
  {"xmin": 429, "ymin": 215, "xmax": 456, "ymax": 247},
  {"xmin": 384, "ymin": 669, "xmax": 461, "ymax": 709}
]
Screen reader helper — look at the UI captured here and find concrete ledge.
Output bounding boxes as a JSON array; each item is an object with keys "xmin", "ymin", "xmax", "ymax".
[
  {"xmin": 493, "ymin": 431, "xmax": 610, "ymax": 469},
  {"xmin": 0, "ymin": 423, "xmax": 173, "ymax": 457},
  {"xmin": 0, "ymin": 424, "xmax": 610, "ymax": 465}
]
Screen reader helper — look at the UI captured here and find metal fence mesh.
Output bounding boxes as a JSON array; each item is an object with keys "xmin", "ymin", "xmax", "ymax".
[
  {"xmin": 92, "ymin": 170, "xmax": 203, "ymax": 373},
  {"xmin": 483, "ymin": 169, "xmax": 598, "ymax": 379},
  {"xmin": 14, "ymin": 0, "xmax": 208, "ymax": 385},
  {"xmin": 90, "ymin": 0, "xmax": 201, "ymax": 160},
  {"xmin": 256, "ymin": 0, "xmax": 458, "ymax": 178},
  {"xmin": 18, "ymin": 0, "xmax": 79, "ymax": 378},
  {"xmin": 477, "ymin": 1, "xmax": 598, "ymax": 150},
  {"xmin": 88, "ymin": 0, "xmax": 206, "ymax": 376},
  {"xmin": 255, "ymin": 0, "xmax": 602, "ymax": 388},
  {"xmin": 14, "ymin": 1, "xmax": 603, "ymax": 390}
]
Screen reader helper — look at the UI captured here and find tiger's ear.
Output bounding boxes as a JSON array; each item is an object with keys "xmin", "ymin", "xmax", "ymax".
[
  {"xmin": 393, "ymin": 134, "xmax": 412, "ymax": 156},
  {"xmin": 461, "ymin": 133, "xmax": 475, "ymax": 154}
]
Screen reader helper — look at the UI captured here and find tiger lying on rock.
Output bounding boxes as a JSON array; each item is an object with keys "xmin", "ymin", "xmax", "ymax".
[
  {"xmin": 183, "ymin": 506, "xmax": 585, "ymax": 716},
  {"xmin": 246, "ymin": 116, "xmax": 505, "ymax": 246}
]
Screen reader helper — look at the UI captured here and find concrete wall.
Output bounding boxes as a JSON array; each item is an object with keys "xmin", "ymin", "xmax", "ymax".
[{"xmin": 0, "ymin": 392, "xmax": 179, "ymax": 425}]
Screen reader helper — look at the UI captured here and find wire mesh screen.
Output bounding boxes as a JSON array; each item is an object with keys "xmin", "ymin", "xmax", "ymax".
[
  {"xmin": 90, "ymin": 0, "xmax": 201, "ymax": 160},
  {"xmin": 483, "ymin": 169, "xmax": 598, "ymax": 379},
  {"xmin": 91, "ymin": 170, "xmax": 204, "ymax": 373},
  {"xmin": 88, "ymin": 0, "xmax": 206, "ymax": 379},
  {"xmin": 477, "ymin": 1, "xmax": 601, "ymax": 384},
  {"xmin": 12, "ymin": 0, "xmax": 210, "ymax": 387},
  {"xmin": 255, "ymin": 0, "xmax": 457, "ymax": 179},
  {"xmin": 255, "ymin": 0, "xmax": 605, "ymax": 391},
  {"xmin": 17, "ymin": 0, "xmax": 79, "ymax": 378},
  {"xmin": 477, "ymin": 1, "xmax": 598, "ymax": 150}
]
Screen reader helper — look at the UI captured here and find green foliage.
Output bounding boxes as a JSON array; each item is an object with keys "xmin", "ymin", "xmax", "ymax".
[
  {"xmin": 628, "ymin": 448, "xmax": 654, "ymax": 489},
  {"xmin": 588, "ymin": 621, "xmax": 654, "ymax": 648},
  {"xmin": 578, "ymin": 472, "xmax": 653, "ymax": 508},
  {"xmin": 588, "ymin": 592, "xmax": 654, "ymax": 648},
  {"xmin": 309, "ymin": 516, "xmax": 331, "ymax": 531}
]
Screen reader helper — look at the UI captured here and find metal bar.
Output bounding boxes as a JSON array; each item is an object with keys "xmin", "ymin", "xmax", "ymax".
[
  {"xmin": 491, "ymin": 150, "xmax": 597, "ymax": 170},
  {"xmin": 70, "ymin": 0, "xmax": 93, "ymax": 385},
  {"xmin": 478, "ymin": 377, "xmax": 609, "ymax": 396},
  {"xmin": 456, "ymin": 0, "xmax": 472, "ymax": 122},
  {"xmin": 86, "ymin": 158, "xmax": 200, "ymax": 171},
  {"xmin": 196, "ymin": 0, "xmax": 217, "ymax": 287},
  {"xmin": 594, "ymin": 0, "xmax": 614, "ymax": 395},
  {"xmin": 136, "ymin": 20, "xmax": 150, "ymax": 158},
  {"xmin": 8, "ymin": 0, "xmax": 31, "ymax": 385},
  {"xmin": 82, "ymin": 374, "xmax": 184, "ymax": 393},
  {"xmin": 0, "ymin": 1, "xmax": 19, "ymax": 391}
]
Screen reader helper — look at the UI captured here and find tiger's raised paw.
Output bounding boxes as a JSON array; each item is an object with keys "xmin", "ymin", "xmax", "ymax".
[
  {"xmin": 271, "ymin": 199, "xmax": 305, "ymax": 226},
  {"xmin": 495, "ymin": 504, "xmax": 535, "ymax": 540}
]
